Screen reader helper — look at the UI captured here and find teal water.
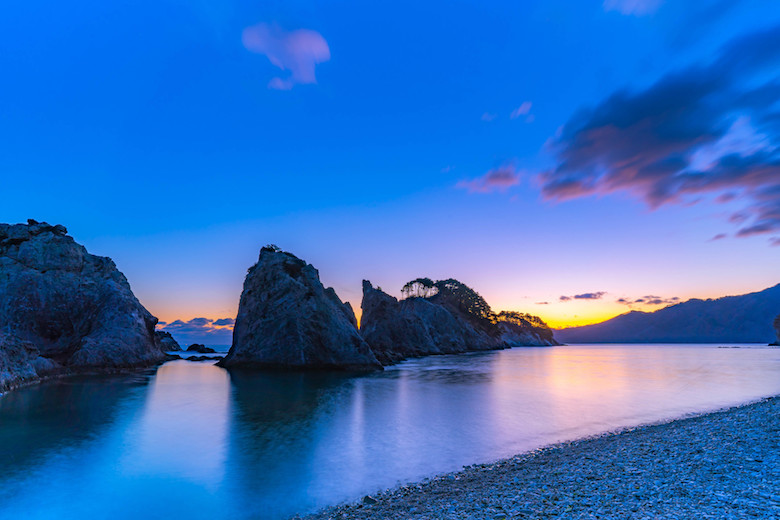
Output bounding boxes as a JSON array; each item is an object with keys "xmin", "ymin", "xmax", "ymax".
[{"xmin": 1, "ymin": 344, "xmax": 779, "ymax": 519}]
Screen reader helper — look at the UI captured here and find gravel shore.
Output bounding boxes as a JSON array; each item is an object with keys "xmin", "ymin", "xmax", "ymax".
[{"xmin": 299, "ymin": 397, "xmax": 780, "ymax": 519}]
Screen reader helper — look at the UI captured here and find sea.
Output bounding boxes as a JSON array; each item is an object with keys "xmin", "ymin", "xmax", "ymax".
[{"xmin": 0, "ymin": 343, "xmax": 778, "ymax": 519}]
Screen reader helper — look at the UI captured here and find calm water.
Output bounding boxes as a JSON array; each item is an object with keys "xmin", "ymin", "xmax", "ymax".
[{"xmin": 1, "ymin": 344, "xmax": 779, "ymax": 519}]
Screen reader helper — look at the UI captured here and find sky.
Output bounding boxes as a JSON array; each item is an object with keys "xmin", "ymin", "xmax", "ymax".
[{"xmin": 2, "ymin": 0, "xmax": 780, "ymax": 344}]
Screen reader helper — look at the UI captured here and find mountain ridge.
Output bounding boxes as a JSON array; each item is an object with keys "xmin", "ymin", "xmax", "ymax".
[{"xmin": 555, "ymin": 283, "xmax": 780, "ymax": 344}]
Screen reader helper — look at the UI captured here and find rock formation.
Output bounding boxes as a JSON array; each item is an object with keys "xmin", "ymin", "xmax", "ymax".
[
  {"xmin": 186, "ymin": 343, "xmax": 215, "ymax": 353},
  {"xmin": 772, "ymin": 314, "xmax": 780, "ymax": 346},
  {"xmin": 360, "ymin": 279, "xmax": 557, "ymax": 365},
  {"xmin": 155, "ymin": 331, "xmax": 181, "ymax": 351},
  {"xmin": 218, "ymin": 247, "xmax": 381, "ymax": 371},
  {"xmin": 495, "ymin": 311, "xmax": 558, "ymax": 346},
  {"xmin": 0, "ymin": 220, "xmax": 166, "ymax": 392}
]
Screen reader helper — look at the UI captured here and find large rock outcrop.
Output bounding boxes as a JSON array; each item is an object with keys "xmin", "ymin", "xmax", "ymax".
[
  {"xmin": 155, "ymin": 330, "xmax": 181, "ymax": 351},
  {"xmin": 495, "ymin": 311, "xmax": 558, "ymax": 346},
  {"xmin": 772, "ymin": 314, "xmax": 780, "ymax": 346},
  {"xmin": 360, "ymin": 279, "xmax": 557, "ymax": 365},
  {"xmin": 218, "ymin": 247, "xmax": 381, "ymax": 371},
  {"xmin": 0, "ymin": 220, "xmax": 166, "ymax": 392}
]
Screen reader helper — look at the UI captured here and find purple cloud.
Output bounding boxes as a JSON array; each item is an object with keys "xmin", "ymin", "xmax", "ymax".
[
  {"xmin": 159, "ymin": 317, "xmax": 235, "ymax": 344},
  {"xmin": 560, "ymin": 292, "xmax": 607, "ymax": 302},
  {"xmin": 510, "ymin": 102, "xmax": 532, "ymax": 119},
  {"xmin": 457, "ymin": 165, "xmax": 521, "ymax": 194},
  {"xmin": 538, "ymin": 25, "xmax": 780, "ymax": 245},
  {"xmin": 603, "ymin": 0, "xmax": 662, "ymax": 16},
  {"xmin": 242, "ymin": 23, "xmax": 330, "ymax": 90},
  {"xmin": 617, "ymin": 295, "xmax": 681, "ymax": 307},
  {"xmin": 575, "ymin": 292, "xmax": 606, "ymax": 300}
]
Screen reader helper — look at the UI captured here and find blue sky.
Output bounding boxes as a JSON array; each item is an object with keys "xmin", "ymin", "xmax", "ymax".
[{"xmin": 2, "ymin": 0, "xmax": 779, "ymax": 342}]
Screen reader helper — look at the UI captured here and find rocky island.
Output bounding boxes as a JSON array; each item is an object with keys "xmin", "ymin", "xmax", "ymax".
[
  {"xmin": 155, "ymin": 331, "xmax": 181, "ymax": 351},
  {"xmin": 361, "ymin": 278, "xmax": 557, "ymax": 364},
  {"xmin": 218, "ymin": 246, "xmax": 382, "ymax": 371},
  {"xmin": 0, "ymin": 220, "xmax": 168, "ymax": 393}
]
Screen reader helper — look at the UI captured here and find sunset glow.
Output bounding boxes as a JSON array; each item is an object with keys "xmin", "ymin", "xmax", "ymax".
[{"xmin": 1, "ymin": 1, "xmax": 778, "ymax": 343}]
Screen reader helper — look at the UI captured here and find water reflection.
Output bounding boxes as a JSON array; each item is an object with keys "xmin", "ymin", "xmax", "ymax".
[
  {"xmin": 0, "ymin": 372, "xmax": 150, "ymax": 479},
  {"xmin": 0, "ymin": 345, "xmax": 778, "ymax": 519},
  {"xmin": 118, "ymin": 360, "xmax": 230, "ymax": 489}
]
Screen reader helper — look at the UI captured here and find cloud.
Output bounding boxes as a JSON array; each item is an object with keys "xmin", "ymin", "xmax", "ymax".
[
  {"xmin": 603, "ymin": 0, "xmax": 663, "ymax": 16},
  {"xmin": 536, "ymin": 301, "xmax": 550, "ymax": 305},
  {"xmin": 617, "ymin": 295, "xmax": 681, "ymax": 307},
  {"xmin": 510, "ymin": 102, "xmax": 532, "ymax": 119},
  {"xmin": 457, "ymin": 164, "xmax": 521, "ymax": 194},
  {"xmin": 575, "ymin": 292, "xmax": 607, "ymax": 300},
  {"xmin": 538, "ymin": 25, "xmax": 780, "ymax": 245},
  {"xmin": 159, "ymin": 317, "xmax": 235, "ymax": 345},
  {"xmin": 560, "ymin": 291, "xmax": 607, "ymax": 302},
  {"xmin": 242, "ymin": 23, "xmax": 330, "ymax": 90},
  {"xmin": 481, "ymin": 112, "xmax": 497, "ymax": 122}
]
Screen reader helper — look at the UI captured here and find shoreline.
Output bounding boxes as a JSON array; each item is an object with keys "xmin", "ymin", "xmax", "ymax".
[
  {"xmin": 0, "ymin": 356, "xmax": 176, "ymax": 396},
  {"xmin": 299, "ymin": 395, "xmax": 780, "ymax": 519}
]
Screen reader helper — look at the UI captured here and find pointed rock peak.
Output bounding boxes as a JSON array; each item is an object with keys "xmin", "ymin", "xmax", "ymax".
[{"xmin": 219, "ymin": 248, "xmax": 381, "ymax": 371}]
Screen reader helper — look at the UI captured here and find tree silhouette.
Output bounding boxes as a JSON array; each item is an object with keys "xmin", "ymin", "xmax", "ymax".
[
  {"xmin": 495, "ymin": 311, "xmax": 550, "ymax": 329},
  {"xmin": 401, "ymin": 277, "xmax": 438, "ymax": 299},
  {"xmin": 261, "ymin": 244, "xmax": 282, "ymax": 253}
]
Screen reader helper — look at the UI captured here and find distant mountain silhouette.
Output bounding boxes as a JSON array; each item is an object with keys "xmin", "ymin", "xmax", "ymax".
[{"xmin": 556, "ymin": 284, "xmax": 780, "ymax": 344}]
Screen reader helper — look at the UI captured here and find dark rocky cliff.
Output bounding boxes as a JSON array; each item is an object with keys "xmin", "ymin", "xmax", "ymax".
[
  {"xmin": 0, "ymin": 220, "xmax": 166, "ymax": 392},
  {"xmin": 218, "ymin": 247, "xmax": 381, "ymax": 371},
  {"xmin": 155, "ymin": 330, "xmax": 181, "ymax": 351},
  {"xmin": 360, "ymin": 279, "xmax": 558, "ymax": 365}
]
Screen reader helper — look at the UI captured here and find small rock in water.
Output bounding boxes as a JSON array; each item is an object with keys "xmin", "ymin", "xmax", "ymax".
[{"xmin": 186, "ymin": 344, "xmax": 216, "ymax": 353}]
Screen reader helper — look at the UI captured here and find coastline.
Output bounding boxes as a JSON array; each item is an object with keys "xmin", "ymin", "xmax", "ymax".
[
  {"xmin": 298, "ymin": 396, "xmax": 780, "ymax": 519},
  {"xmin": 0, "ymin": 356, "xmax": 177, "ymax": 396}
]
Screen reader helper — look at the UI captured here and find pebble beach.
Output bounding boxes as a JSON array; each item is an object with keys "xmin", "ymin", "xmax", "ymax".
[{"xmin": 300, "ymin": 396, "xmax": 780, "ymax": 519}]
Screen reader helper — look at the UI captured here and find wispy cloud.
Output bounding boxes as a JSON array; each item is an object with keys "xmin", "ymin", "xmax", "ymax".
[
  {"xmin": 538, "ymin": 25, "xmax": 780, "ymax": 245},
  {"xmin": 560, "ymin": 292, "xmax": 607, "ymax": 301},
  {"xmin": 510, "ymin": 102, "xmax": 532, "ymax": 119},
  {"xmin": 617, "ymin": 295, "xmax": 681, "ymax": 306},
  {"xmin": 242, "ymin": 23, "xmax": 330, "ymax": 90},
  {"xmin": 457, "ymin": 164, "xmax": 521, "ymax": 194},
  {"xmin": 481, "ymin": 112, "xmax": 497, "ymax": 122},
  {"xmin": 603, "ymin": 0, "xmax": 663, "ymax": 16}
]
